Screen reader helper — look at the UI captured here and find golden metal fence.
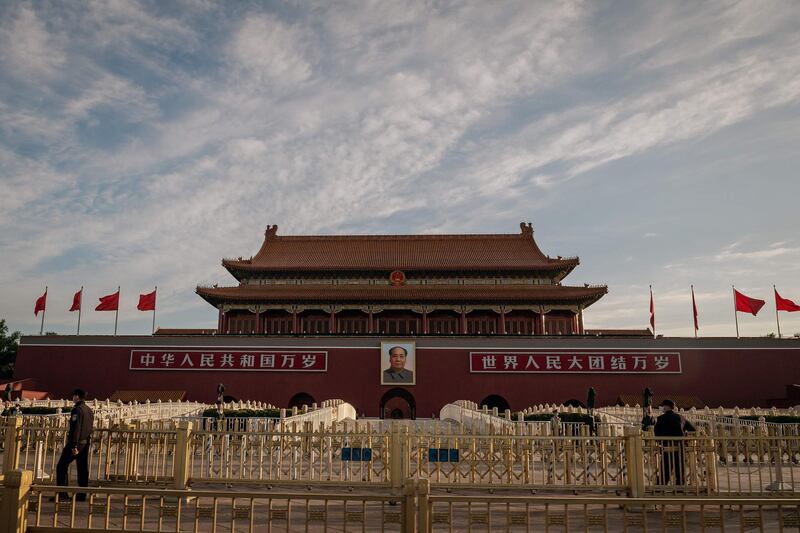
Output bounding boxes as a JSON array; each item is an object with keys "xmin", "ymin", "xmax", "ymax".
[
  {"xmin": 643, "ymin": 434, "xmax": 800, "ymax": 496},
  {"xmin": 187, "ymin": 423, "xmax": 392, "ymax": 487},
  {"xmin": 407, "ymin": 431, "xmax": 628, "ymax": 491},
  {"xmin": 22, "ymin": 481, "xmax": 407, "ymax": 532},
  {"xmin": 423, "ymin": 490, "xmax": 800, "ymax": 533},
  {"xmin": 4, "ymin": 417, "xmax": 800, "ymax": 498},
  {"xmin": 4, "ymin": 475, "xmax": 800, "ymax": 533}
]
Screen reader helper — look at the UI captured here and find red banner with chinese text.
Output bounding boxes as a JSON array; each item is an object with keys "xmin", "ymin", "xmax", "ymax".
[
  {"xmin": 130, "ymin": 350, "xmax": 327, "ymax": 371},
  {"xmin": 469, "ymin": 352, "xmax": 681, "ymax": 374}
]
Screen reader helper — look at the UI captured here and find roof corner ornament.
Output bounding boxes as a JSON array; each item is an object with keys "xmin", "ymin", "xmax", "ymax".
[
  {"xmin": 265, "ymin": 224, "xmax": 279, "ymax": 239},
  {"xmin": 520, "ymin": 222, "xmax": 533, "ymax": 237}
]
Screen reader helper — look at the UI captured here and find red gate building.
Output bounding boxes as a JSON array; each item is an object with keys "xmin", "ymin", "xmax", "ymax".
[{"xmin": 14, "ymin": 223, "xmax": 800, "ymax": 415}]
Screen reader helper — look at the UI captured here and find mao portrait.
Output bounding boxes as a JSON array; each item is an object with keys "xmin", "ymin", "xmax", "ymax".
[{"xmin": 380, "ymin": 341, "xmax": 416, "ymax": 385}]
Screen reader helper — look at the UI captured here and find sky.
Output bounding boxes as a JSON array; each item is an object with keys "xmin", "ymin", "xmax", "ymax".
[{"xmin": 1, "ymin": 0, "xmax": 799, "ymax": 339}]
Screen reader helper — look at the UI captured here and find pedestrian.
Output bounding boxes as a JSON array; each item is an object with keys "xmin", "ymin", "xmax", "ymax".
[
  {"xmin": 654, "ymin": 399, "xmax": 695, "ymax": 486},
  {"xmin": 53, "ymin": 388, "xmax": 94, "ymax": 502},
  {"xmin": 214, "ymin": 400, "xmax": 226, "ymax": 430}
]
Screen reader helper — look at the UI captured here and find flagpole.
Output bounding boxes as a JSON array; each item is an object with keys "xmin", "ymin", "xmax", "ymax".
[
  {"xmin": 151, "ymin": 286, "xmax": 157, "ymax": 335},
  {"xmin": 40, "ymin": 286, "xmax": 47, "ymax": 335},
  {"xmin": 691, "ymin": 285, "xmax": 697, "ymax": 339},
  {"xmin": 733, "ymin": 285, "xmax": 740, "ymax": 338},
  {"xmin": 114, "ymin": 286, "xmax": 120, "ymax": 336},
  {"xmin": 774, "ymin": 285, "xmax": 782, "ymax": 339},
  {"xmin": 77, "ymin": 286, "xmax": 83, "ymax": 335}
]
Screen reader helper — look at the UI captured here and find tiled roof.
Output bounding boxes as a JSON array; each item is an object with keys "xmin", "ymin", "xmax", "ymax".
[
  {"xmin": 196, "ymin": 283, "xmax": 607, "ymax": 306},
  {"xmin": 222, "ymin": 223, "xmax": 579, "ymax": 273},
  {"xmin": 110, "ymin": 391, "xmax": 187, "ymax": 402}
]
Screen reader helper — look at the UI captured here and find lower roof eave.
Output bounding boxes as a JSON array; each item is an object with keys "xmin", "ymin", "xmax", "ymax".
[{"xmin": 197, "ymin": 296, "xmax": 605, "ymax": 310}]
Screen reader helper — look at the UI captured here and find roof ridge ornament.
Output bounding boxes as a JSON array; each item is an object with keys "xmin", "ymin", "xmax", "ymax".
[
  {"xmin": 520, "ymin": 222, "xmax": 533, "ymax": 238},
  {"xmin": 265, "ymin": 224, "xmax": 279, "ymax": 239}
]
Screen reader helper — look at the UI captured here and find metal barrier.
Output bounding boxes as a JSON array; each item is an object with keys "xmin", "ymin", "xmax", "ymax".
[
  {"xmin": 3, "ymin": 417, "xmax": 800, "ymax": 497},
  {"xmin": 187, "ymin": 422, "xmax": 392, "ymax": 487},
  {"xmin": 406, "ymin": 428, "xmax": 629, "ymax": 491},
  {"xmin": 422, "ymin": 486, "xmax": 800, "ymax": 533},
  {"xmin": 2, "ymin": 474, "xmax": 799, "ymax": 532},
  {"xmin": 14, "ymin": 478, "xmax": 410, "ymax": 532}
]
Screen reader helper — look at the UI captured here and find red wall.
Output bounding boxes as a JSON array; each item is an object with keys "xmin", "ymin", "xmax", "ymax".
[{"xmin": 15, "ymin": 337, "xmax": 800, "ymax": 415}]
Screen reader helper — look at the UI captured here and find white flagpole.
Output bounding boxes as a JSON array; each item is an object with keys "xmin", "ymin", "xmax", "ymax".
[
  {"xmin": 151, "ymin": 286, "xmax": 157, "ymax": 335},
  {"xmin": 691, "ymin": 285, "xmax": 697, "ymax": 339},
  {"xmin": 774, "ymin": 284, "xmax": 782, "ymax": 339},
  {"xmin": 733, "ymin": 285, "xmax": 740, "ymax": 338},
  {"xmin": 114, "ymin": 286, "xmax": 120, "ymax": 336},
  {"xmin": 39, "ymin": 286, "xmax": 47, "ymax": 335},
  {"xmin": 77, "ymin": 286, "xmax": 83, "ymax": 335}
]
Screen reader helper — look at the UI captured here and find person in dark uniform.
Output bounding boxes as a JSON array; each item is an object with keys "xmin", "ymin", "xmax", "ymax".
[
  {"xmin": 382, "ymin": 346, "xmax": 414, "ymax": 383},
  {"xmin": 54, "ymin": 388, "xmax": 94, "ymax": 501},
  {"xmin": 654, "ymin": 399, "xmax": 695, "ymax": 486}
]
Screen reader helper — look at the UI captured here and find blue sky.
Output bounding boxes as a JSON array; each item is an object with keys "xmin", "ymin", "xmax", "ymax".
[{"xmin": 1, "ymin": 1, "xmax": 799, "ymax": 338}]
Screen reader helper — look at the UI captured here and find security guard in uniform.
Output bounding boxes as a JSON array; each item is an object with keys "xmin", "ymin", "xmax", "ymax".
[{"xmin": 54, "ymin": 388, "xmax": 94, "ymax": 501}]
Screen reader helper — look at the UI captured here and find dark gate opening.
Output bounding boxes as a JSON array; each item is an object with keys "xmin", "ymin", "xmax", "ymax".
[
  {"xmin": 288, "ymin": 392, "xmax": 316, "ymax": 409},
  {"xmin": 380, "ymin": 388, "xmax": 416, "ymax": 420},
  {"xmin": 480, "ymin": 394, "xmax": 510, "ymax": 412}
]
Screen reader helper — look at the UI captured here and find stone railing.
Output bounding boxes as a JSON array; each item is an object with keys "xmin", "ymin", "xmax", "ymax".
[
  {"xmin": 439, "ymin": 400, "xmax": 517, "ymax": 433},
  {"xmin": 281, "ymin": 399, "xmax": 357, "ymax": 428},
  {"xmin": 12, "ymin": 398, "xmax": 206, "ymax": 422}
]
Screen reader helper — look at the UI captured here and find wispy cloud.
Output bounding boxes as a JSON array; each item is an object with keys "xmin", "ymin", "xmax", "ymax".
[{"xmin": 1, "ymin": 1, "xmax": 799, "ymax": 337}]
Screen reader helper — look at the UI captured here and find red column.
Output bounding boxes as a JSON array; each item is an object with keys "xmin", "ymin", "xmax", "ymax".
[
  {"xmin": 540, "ymin": 314, "xmax": 547, "ymax": 336},
  {"xmin": 223, "ymin": 312, "xmax": 229, "ymax": 334},
  {"xmin": 256, "ymin": 311, "xmax": 263, "ymax": 334},
  {"xmin": 292, "ymin": 311, "xmax": 298, "ymax": 334},
  {"xmin": 460, "ymin": 310, "xmax": 467, "ymax": 334},
  {"xmin": 368, "ymin": 311, "xmax": 374, "ymax": 334},
  {"xmin": 217, "ymin": 308, "xmax": 223, "ymax": 333},
  {"xmin": 499, "ymin": 310, "xmax": 506, "ymax": 335},
  {"xmin": 329, "ymin": 311, "xmax": 336, "ymax": 333},
  {"xmin": 578, "ymin": 309, "xmax": 584, "ymax": 334},
  {"xmin": 422, "ymin": 310, "xmax": 429, "ymax": 334}
]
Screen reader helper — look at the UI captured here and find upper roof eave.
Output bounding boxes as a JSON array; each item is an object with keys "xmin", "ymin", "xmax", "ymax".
[{"xmin": 220, "ymin": 223, "xmax": 580, "ymax": 277}]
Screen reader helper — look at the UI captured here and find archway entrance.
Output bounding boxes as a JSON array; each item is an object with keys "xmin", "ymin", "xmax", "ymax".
[
  {"xmin": 480, "ymin": 394, "xmax": 510, "ymax": 412},
  {"xmin": 380, "ymin": 388, "xmax": 416, "ymax": 420},
  {"xmin": 288, "ymin": 392, "xmax": 316, "ymax": 409}
]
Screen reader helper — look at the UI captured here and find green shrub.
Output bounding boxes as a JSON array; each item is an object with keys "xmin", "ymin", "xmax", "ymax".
[
  {"xmin": 518, "ymin": 412, "xmax": 596, "ymax": 424},
  {"xmin": 1, "ymin": 406, "xmax": 69, "ymax": 415}
]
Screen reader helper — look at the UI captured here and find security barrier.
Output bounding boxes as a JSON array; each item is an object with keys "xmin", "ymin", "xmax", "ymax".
[
  {"xmin": 2, "ymin": 474, "xmax": 799, "ymax": 532},
  {"xmin": 3, "ymin": 419, "xmax": 799, "ymax": 499}
]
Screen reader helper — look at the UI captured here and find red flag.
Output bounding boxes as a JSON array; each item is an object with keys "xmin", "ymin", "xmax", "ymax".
[
  {"xmin": 691, "ymin": 286, "xmax": 699, "ymax": 331},
  {"xmin": 775, "ymin": 289, "xmax": 800, "ymax": 312},
  {"xmin": 734, "ymin": 289, "xmax": 765, "ymax": 316},
  {"xmin": 34, "ymin": 289, "xmax": 47, "ymax": 316},
  {"xmin": 69, "ymin": 289, "xmax": 82, "ymax": 312},
  {"xmin": 649, "ymin": 286, "xmax": 655, "ymax": 333},
  {"xmin": 137, "ymin": 289, "xmax": 156, "ymax": 311},
  {"xmin": 96, "ymin": 290, "xmax": 120, "ymax": 311}
]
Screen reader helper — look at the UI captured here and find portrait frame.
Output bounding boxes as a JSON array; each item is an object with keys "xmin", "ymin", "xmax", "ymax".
[{"xmin": 380, "ymin": 340, "xmax": 416, "ymax": 386}]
